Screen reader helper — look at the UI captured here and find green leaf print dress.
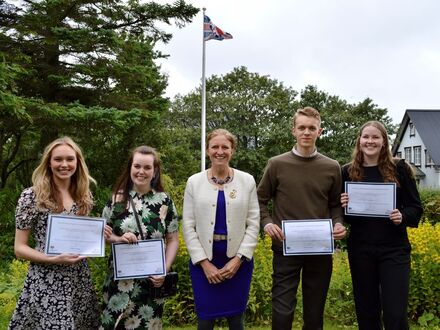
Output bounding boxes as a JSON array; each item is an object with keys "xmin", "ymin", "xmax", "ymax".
[{"xmin": 100, "ymin": 190, "xmax": 178, "ymax": 330}]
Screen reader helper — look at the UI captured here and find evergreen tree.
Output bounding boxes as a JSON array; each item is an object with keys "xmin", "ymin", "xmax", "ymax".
[{"xmin": 0, "ymin": 0, "xmax": 198, "ymax": 188}]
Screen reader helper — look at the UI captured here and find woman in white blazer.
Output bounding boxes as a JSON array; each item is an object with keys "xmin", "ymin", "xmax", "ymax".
[{"xmin": 183, "ymin": 129, "xmax": 260, "ymax": 330}]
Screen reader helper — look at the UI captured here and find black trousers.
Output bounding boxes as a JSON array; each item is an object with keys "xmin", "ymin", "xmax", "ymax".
[
  {"xmin": 348, "ymin": 241, "xmax": 410, "ymax": 330},
  {"xmin": 271, "ymin": 252, "xmax": 332, "ymax": 330}
]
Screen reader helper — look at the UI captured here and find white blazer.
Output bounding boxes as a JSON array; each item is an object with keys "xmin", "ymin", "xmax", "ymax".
[{"xmin": 182, "ymin": 169, "xmax": 260, "ymax": 264}]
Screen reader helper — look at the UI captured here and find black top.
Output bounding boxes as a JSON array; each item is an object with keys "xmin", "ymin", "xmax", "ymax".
[{"xmin": 342, "ymin": 159, "xmax": 423, "ymax": 247}]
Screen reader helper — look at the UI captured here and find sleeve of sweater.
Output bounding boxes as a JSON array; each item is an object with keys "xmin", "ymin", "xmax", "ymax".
[
  {"xmin": 257, "ymin": 158, "xmax": 277, "ymax": 229},
  {"xmin": 396, "ymin": 160, "xmax": 423, "ymax": 228},
  {"xmin": 328, "ymin": 162, "xmax": 344, "ymax": 226}
]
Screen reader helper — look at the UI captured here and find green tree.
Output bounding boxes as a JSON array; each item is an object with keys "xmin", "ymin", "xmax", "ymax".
[
  {"xmin": 0, "ymin": 1, "xmax": 198, "ymax": 261},
  {"xmin": 0, "ymin": 54, "xmax": 41, "ymax": 189},
  {"xmin": 0, "ymin": 0, "xmax": 197, "ymax": 108},
  {"xmin": 162, "ymin": 68, "xmax": 396, "ymax": 182},
  {"xmin": 299, "ymin": 85, "xmax": 396, "ymax": 165},
  {"xmin": 0, "ymin": 0, "xmax": 198, "ymax": 188},
  {"xmin": 159, "ymin": 66, "xmax": 299, "ymax": 182}
]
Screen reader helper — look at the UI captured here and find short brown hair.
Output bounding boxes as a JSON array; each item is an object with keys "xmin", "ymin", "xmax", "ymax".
[{"xmin": 292, "ymin": 107, "xmax": 321, "ymax": 127}]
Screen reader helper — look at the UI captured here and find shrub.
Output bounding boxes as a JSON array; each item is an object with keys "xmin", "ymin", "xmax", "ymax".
[
  {"xmin": 2, "ymin": 224, "xmax": 439, "ymax": 327},
  {"xmin": 0, "ymin": 185, "xmax": 23, "ymax": 262},
  {"xmin": 0, "ymin": 259, "xmax": 29, "ymax": 327},
  {"xmin": 408, "ymin": 221, "xmax": 440, "ymax": 327},
  {"xmin": 419, "ymin": 189, "xmax": 440, "ymax": 225},
  {"xmin": 325, "ymin": 251, "xmax": 357, "ymax": 326},
  {"xmin": 88, "ymin": 249, "xmax": 111, "ymax": 300},
  {"xmin": 246, "ymin": 235, "xmax": 272, "ymax": 325},
  {"xmin": 90, "ymin": 186, "xmax": 112, "ymax": 217},
  {"xmin": 163, "ymin": 233, "xmax": 197, "ymax": 326},
  {"xmin": 1, "ymin": 187, "xmax": 438, "ymax": 327},
  {"xmin": 161, "ymin": 222, "xmax": 439, "ymax": 327},
  {"xmin": 162, "ymin": 233, "xmax": 355, "ymax": 327}
]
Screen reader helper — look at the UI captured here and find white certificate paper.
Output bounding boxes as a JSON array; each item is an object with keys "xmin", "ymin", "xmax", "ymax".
[
  {"xmin": 282, "ymin": 219, "xmax": 334, "ymax": 256},
  {"xmin": 345, "ymin": 182, "xmax": 396, "ymax": 217},
  {"xmin": 112, "ymin": 239, "xmax": 166, "ymax": 280},
  {"xmin": 45, "ymin": 214, "xmax": 105, "ymax": 257}
]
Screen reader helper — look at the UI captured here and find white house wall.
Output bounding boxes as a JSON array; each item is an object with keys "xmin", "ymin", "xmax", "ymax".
[{"xmin": 396, "ymin": 126, "xmax": 440, "ymax": 188}]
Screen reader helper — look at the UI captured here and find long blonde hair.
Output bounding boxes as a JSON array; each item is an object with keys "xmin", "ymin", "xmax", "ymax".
[
  {"xmin": 348, "ymin": 121, "xmax": 398, "ymax": 183},
  {"xmin": 32, "ymin": 137, "xmax": 96, "ymax": 215}
]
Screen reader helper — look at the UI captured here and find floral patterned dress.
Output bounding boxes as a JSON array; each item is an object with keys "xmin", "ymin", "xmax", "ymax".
[
  {"xmin": 8, "ymin": 188, "xmax": 100, "ymax": 330},
  {"xmin": 100, "ymin": 190, "xmax": 179, "ymax": 330}
]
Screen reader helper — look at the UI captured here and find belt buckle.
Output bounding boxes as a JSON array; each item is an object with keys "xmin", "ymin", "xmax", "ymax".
[{"xmin": 213, "ymin": 234, "xmax": 227, "ymax": 241}]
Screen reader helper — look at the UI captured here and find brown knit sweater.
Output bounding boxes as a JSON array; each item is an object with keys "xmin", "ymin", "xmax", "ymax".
[{"xmin": 257, "ymin": 151, "xmax": 343, "ymax": 249}]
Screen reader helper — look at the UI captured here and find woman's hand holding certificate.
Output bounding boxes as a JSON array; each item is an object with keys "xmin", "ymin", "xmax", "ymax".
[
  {"xmin": 345, "ymin": 182, "xmax": 396, "ymax": 217},
  {"xmin": 45, "ymin": 214, "xmax": 106, "ymax": 257},
  {"xmin": 112, "ymin": 239, "xmax": 166, "ymax": 280}
]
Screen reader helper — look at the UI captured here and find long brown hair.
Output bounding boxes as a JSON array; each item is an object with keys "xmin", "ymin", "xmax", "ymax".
[
  {"xmin": 32, "ymin": 137, "xmax": 95, "ymax": 215},
  {"xmin": 348, "ymin": 121, "xmax": 398, "ymax": 183},
  {"xmin": 112, "ymin": 146, "xmax": 164, "ymax": 205}
]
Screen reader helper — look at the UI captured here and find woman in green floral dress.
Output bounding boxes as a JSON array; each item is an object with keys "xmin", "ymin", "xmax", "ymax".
[{"xmin": 100, "ymin": 146, "xmax": 179, "ymax": 330}]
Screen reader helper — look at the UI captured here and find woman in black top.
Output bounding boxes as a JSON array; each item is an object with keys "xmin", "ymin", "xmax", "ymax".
[{"xmin": 341, "ymin": 121, "xmax": 422, "ymax": 330}]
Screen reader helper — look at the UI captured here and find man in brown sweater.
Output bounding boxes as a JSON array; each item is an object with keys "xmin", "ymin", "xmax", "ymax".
[{"xmin": 257, "ymin": 106, "xmax": 346, "ymax": 330}]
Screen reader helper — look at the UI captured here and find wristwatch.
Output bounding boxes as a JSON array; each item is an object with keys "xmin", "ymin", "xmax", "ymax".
[{"xmin": 236, "ymin": 253, "xmax": 248, "ymax": 262}]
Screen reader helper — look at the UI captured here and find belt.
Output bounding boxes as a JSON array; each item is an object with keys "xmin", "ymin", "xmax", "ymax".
[{"xmin": 213, "ymin": 234, "xmax": 228, "ymax": 241}]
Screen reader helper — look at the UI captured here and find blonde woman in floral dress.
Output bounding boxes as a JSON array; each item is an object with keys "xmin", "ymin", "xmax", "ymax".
[
  {"xmin": 9, "ymin": 137, "xmax": 101, "ymax": 329},
  {"xmin": 100, "ymin": 146, "xmax": 179, "ymax": 330}
]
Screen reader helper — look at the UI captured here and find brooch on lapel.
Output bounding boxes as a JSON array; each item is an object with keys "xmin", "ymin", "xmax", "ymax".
[{"xmin": 229, "ymin": 189, "xmax": 237, "ymax": 199}]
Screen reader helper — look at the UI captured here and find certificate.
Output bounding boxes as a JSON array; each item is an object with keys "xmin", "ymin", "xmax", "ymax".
[
  {"xmin": 45, "ymin": 214, "xmax": 105, "ymax": 257},
  {"xmin": 282, "ymin": 219, "xmax": 334, "ymax": 256},
  {"xmin": 112, "ymin": 239, "xmax": 166, "ymax": 280},
  {"xmin": 345, "ymin": 182, "xmax": 396, "ymax": 217}
]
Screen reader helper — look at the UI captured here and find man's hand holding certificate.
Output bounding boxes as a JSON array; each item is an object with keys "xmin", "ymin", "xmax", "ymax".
[
  {"xmin": 45, "ymin": 214, "xmax": 106, "ymax": 257},
  {"xmin": 282, "ymin": 219, "xmax": 334, "ymax": 256},
  {"xmin": 345, "ymin": 182, "xmax": 396, "ymax": 217}
]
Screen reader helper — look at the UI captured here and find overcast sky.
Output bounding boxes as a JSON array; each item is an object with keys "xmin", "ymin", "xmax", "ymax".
[{"xmin": 157, "ymin": 0, "xmax": 440, "ymax": 124}]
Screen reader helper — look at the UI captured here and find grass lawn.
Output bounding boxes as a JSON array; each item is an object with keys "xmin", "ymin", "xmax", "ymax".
[
  {"xmin": 166, "ymin": 321, "xmax": 434, "ymax": 329},
  {"xmin": 1, "ymin": 319, "xmax": 434, "ymax": 329},
  {"xmin": 166, "ymin": 322, "xmax": 355, "ymax": 329}
]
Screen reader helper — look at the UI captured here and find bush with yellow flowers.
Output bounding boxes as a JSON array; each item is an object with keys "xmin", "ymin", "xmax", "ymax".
[
  {"xmin": 1, "ymin": 186, "xmax": 439, "ymax": 328},
  {"xmin": 407, "ymin": 221, "xmax": 440, "ymax": 327},
  {"xmin": 0, "ymin": 259, "xmax": 28, "ymax": 327},
  {"xmin": 419, "ymin": 189, "xmax": 440, "ymax": 225},
  {"xmin": 163, "ymin": 233, "xmax": 197, "ymax": 326}
]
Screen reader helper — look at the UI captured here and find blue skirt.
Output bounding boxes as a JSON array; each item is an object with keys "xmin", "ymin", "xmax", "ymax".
[{"xmin": 189, "ymin": 240, "xmax": 253, "ymax": 320}]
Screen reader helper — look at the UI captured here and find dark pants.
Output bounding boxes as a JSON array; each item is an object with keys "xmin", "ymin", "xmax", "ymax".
[
  {"xmin": 271, "ymin": 252, "xmax": 332, "ymax": 330},
  {"xmin": 197, "ymin": 313, "xmax": 245, "ymax": 330},
  {"xmin": 348, "ymin": 241, "xmax": 410, "ymax": 330}
]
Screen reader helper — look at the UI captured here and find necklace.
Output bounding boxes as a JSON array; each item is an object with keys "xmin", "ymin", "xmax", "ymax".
[
  {"xmin": 210, "ymin": 169, "xmax": 232, "ymax": 185},
  {"xmin": 211, "ymin": 175, "xmax": 231, "ymax": 185}
]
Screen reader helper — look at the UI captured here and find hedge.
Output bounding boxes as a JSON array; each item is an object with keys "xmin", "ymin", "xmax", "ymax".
[{"xmin": 1, "ymin": 222, "xmax": 438, "ymax": 328}]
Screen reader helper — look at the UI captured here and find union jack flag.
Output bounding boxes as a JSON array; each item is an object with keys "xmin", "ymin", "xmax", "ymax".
[{"xmin": 203, "ymin": 15, "xmax": 233, "ymax": 41}]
